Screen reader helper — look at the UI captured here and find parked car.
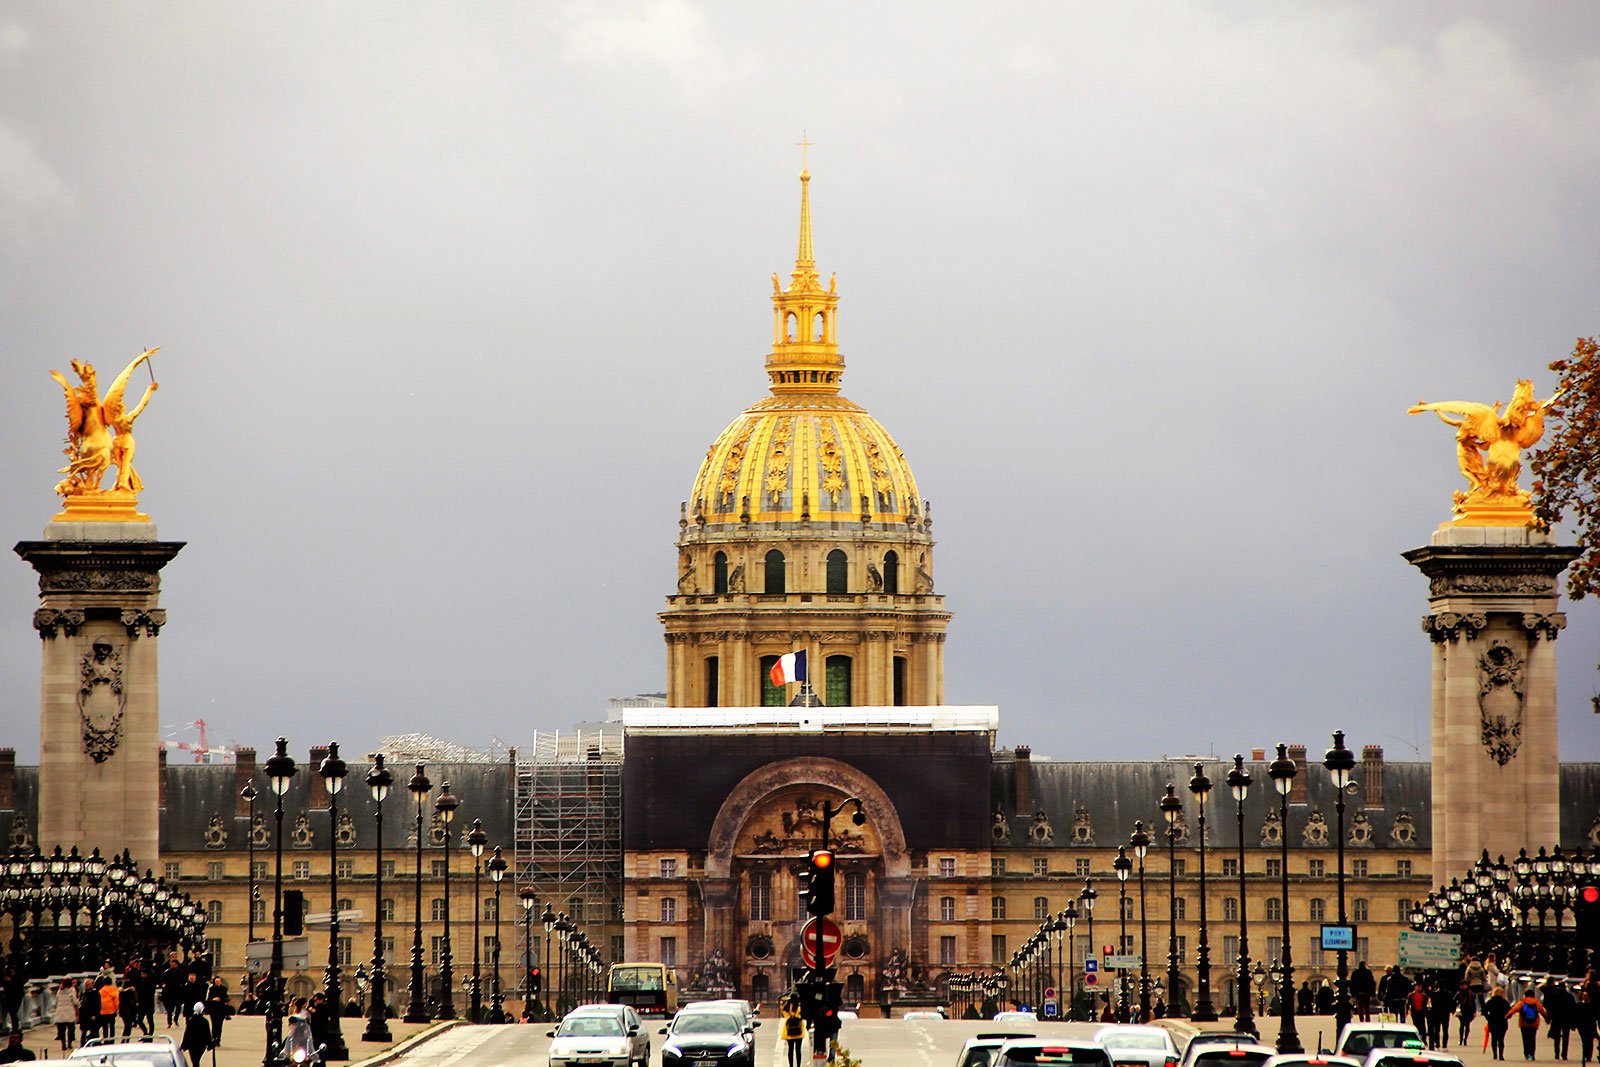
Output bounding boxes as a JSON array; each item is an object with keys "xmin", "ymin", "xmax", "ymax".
[
  {"xmin": 1094, "ymin": 1025, "xmax": 1180, "ymax": 1067},
  {"xmin": 1330, "ymin": 1023, "xmax": 1425, "ymax": 1059},
  {"xmin": 956, "ymin": 1032, "xmax": 1039, "ymax": 1067},
  {"xmin": 659, "ymin": 1008, "xmax": 752, "ymax": 1067},
  {"xmin": 547, "ymin": 1004, "xmax": 650, "ymax": 1067}
]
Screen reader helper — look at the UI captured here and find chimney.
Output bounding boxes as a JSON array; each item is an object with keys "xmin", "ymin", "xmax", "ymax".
[
  {"xmin": 1251, "ymin": 748, "xmax": 1265, "ymax": 762},
  {"xmin": 1288, "ymin": 744, "xmax": 1308, "ymax": 804},
  {"xmin": 0, "ymin": 749, "xmax": 14, "ymax": 809},
  {"xmin": 158, "ymin": 747, "xmax": 168, "ymax": 808},
  {"xmin": 1014, "ymin": 746, "xmax": 1033, "ymax": 817},
  {"xmin": 1362, "ymin": 745, "xmax": 1385, "ymax": 808},
  {"xmin": 309, "ymin": 745, "xmax": 329, "ymax": 808},
  {"xmin": 234, "ymin": 747, "xmax": 257, "ymax": 816}
]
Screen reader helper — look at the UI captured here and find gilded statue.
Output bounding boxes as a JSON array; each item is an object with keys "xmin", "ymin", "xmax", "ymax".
[
  {"xmin": 1408, "ymin": 379, "xmax": 1559, "ymax": 521},
  {"xmin": 50, "ymin": 348, "xmax": 160, "ymax": 500}
]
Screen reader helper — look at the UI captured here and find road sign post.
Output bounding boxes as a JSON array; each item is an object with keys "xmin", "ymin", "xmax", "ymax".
[{"xmin": 1395, "ymin": 930, "xmax": 1461, "ymax": 969}]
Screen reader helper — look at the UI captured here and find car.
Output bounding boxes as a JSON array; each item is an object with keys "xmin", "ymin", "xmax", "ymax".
[
  {"xmin": 993, "ymin": 1011, "xmax": 1039, "ymax": 1026},
  {"xmin": 548, "ymin": 1004, "xmax": 650, "ymax": 1067},
  {"xmin": 993, "ymin": 1038, "xmax": 1114, "ymax": 1067},
  {"xmin": 956, "ymin": 1032, "xmax": 1039, "ymax": 1067},
  {"xmin": 1331, "ymin": 1023, "xmax": 1425, "ymax": 1059},
  {"xmin": 1178, "ymin": 1038, "xmax": 1278, "ymax": 1067},
  {"xmin": 1094, "ymin": 1025, "xmax": 1181, "ymax": 1067},
  {"xmin": 837, "ymin": 1010, "xmax": 858, "ymax": 1022},
  {"xmin": 1260, "ymin": 1055, "xmax": 1364, "ymax": 1067},
  {"xmin": 675, "ymin": 1000, "xmax": 759, "ymax": 1057},
  {"xmin": 659, "ymin": 1009, "xmax": 752, "ymax": 1067},
  {"xmin": 69, "ymin": 1036, "xmax": 183, "ymax": 1067},
  {"xmin": 904, "ymin": 1010, "xmax": 946, "ymax": 1020},
  {"xmin": 1358, "ymin": 1051, "xmax": 1462, "ymax": 1067}
]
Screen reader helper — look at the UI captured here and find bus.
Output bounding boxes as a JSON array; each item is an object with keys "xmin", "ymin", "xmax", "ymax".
[{"xmin": 607, "ymin": 962, "xmax": 679, "ymax": 1017}]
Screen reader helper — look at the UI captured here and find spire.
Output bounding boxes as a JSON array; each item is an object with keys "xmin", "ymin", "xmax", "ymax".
[
  {"xmin": 796, "ymin": 133, "xmax": 815, "ymax": 272},
  {"xmin": 767, "ymin": 150, "xmax": 842, "ymax": 396}
]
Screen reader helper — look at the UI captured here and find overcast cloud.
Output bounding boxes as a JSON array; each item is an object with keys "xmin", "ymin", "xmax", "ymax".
[{"xmin": 2, "ymin": 2, "xmax": 1597, "ymax": 765}]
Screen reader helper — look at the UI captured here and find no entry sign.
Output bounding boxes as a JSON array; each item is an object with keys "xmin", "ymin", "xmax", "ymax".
[{"xmin": 800, "ymin": 917, "xmax": 842, "ymax": 966}]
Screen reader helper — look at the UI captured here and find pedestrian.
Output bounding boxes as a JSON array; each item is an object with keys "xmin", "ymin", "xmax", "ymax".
[
  {"xmin": 136, "ymin": 963, "xmax": 157, "ymax": 1037},
  {"xmin": 1512, "ymin": 987, "xmax": 1550, "ymax": 1061},
  {"xmin": 1487, "ymin": 986, "xmax": 1513, "ymax": 1061},
  {"xmin": 1431, "ymin": 979, "xmax": 1455, "ymax": 1049},
  {"xmin": 53, "ymin": 978, "xmax": 79, "ymax": 1051},
  {"xmin": 1316, "ymin": 982, "xmax": 1334, "ymax": 1016},
  {"xmin": 1546, "ymin": 980, "xmax": 1575, "ymax": 1061},
  {"xmin": 180, "ymin": 1004, "xmax": 211, "ymax": 1067},
  {"xmin": 1297, "ymin": 982, "xmax": 1313, "ymax": 1015},
  {"xmin": 77, "ymin": 979, "xmax": 98, "ymax": 1046},
  {"xmin": 118, "ymin": 971, "xmax": 140, "ymax": 1038},
  {"xmin": 97, "ymin": 977, "xmax": 120, "ymax": 1042},
  {"xmin": 1458, "ymin": 981, "xmax": 1478, "ymax": 1046},
  {"xmin": 1576, "ymin": 975, "xmax": 1597, "ymax": 1067},
  {"xmin": 0, "ymin": 1032, "xmax": 35, "ymax": 1063},
  {"xmin": 1409, "ymin": 981, "xmax": 1430, "ymax": 1042},
  {"xmin": 204, "ymin": 978, "xmax": 231, "ymax": 1049},
  {"xmin": 781, "ymin": 995, "xmax": 804, "ymax": 1067},
  {"xmin": 0, "ymin": 969, "xmax": 22, "ymax": 1034},
  {"xmin": 161, "ymin": 959, "xmax": 185, "ymax": 1028},
  {"xmin": 1352, "ymin": 961, "xmax": 1377, "ymax": 1022},
  {"xmin": 1467, "ymin": 955, "xmax": 1488, "ymax": 1011}
]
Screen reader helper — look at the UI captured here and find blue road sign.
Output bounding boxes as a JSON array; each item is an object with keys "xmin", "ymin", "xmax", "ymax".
[{"xmin": 1084, "ymin": 958, "xmax": 1099, "ymax": 973}]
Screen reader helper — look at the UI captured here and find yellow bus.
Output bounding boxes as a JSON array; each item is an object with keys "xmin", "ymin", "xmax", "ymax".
[{"xmin": 607, "ymin": 962, "xmax": 679, "ymax": 1018}]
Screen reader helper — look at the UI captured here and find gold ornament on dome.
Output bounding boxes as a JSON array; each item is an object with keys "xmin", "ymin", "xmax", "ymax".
[
  {"xmin": 1408, "ymin": 379, "xmax": 1561, "ymax": 526},
  {"xmin": 47, "ymin": 348, "xmax": 161, "ymax": 522}
]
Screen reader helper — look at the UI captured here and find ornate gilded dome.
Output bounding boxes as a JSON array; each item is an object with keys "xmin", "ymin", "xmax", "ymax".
[{"xmin": 689, "ymin": 167, "xmax": 924, "ymax": 528}]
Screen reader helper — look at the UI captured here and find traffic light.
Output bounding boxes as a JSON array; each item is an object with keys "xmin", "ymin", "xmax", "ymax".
[
  {"xmin": 795, "ymin": 979, "xmax": 823, "ymax": 1023},
  {"xmin": 282, "ymin": 890, "xmax": 304, "ymax": 936},
  {"xmin": 806, "ymin": 849, "xmax": 835, "ymax": 916},
  {"xmin": 529, "ymin": 967, "xmax": 543, "ymax": 996},
  {"xmin": 1575, "ymin": 884, "xmax": 1600, "ymax": 949},
  {"xmin": 815, "ymin": 981, "xmax": 844, "ymax": 1038}
]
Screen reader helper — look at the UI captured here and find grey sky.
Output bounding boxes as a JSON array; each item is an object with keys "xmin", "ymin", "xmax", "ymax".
[{"xmin": 2, "ymin": 2, "xmax": 1597, "ymax": 765}]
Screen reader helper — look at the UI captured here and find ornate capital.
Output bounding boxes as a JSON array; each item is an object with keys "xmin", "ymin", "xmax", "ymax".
[
  {"xmin": 1519, "ymin": 612, "xmax": 1567, "ymax": 641},
  {"xmin": 33, "ymin": 608, "xmax": 85, "ymax": 639},
  {"xmin": 1421, "ymin": 611, "xmax": 1488, "ymax": 643},
  {"xmin": 120, "ymin": 609, "xmax": 167, "ymax": 637}
]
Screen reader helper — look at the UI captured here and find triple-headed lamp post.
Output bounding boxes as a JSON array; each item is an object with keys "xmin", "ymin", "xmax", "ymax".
[
  {"xmin": 1227, "ymin": 755, "xmax": 1255, "ymax": 1037},
  {"xmin": 433, "ymin": 783, "xmax": 460, "ymax": 1019},
  {"xmin": 263, "ymin": 738, "xmax": 297, "ymax": 1067},
  {"xmin": 467, "ymin": 819, "xmax": 488, "ymax": 1022},
  {"xmin": 1268, "ymin": 744, "xmax": 1302, "ymax": 1054},
  {"xmin": 1323, "ymin": 730, "xmax": 1356, "ymax": 1034},
  {"xmin": 318, "ymin": 743, "xmax": 350, "ymax": 1061},
  {"xmin": 1188, "ymin": 763, "xmax": 1217, "ymax": 1021},
  {"xmin": 1160, "ymin": 784, "xmax": 1183, "ymax": 1015},
  {"xmin": 362, "ymin": 755, "xmax": 393, "ymax": 1043},
  {"xmin": 487, "ymin": 846, "xmax": 508, "ymax": 1024},
  {"xmin": 403, "ymin": 764, "xmax": 432, "ymax": 1024}
]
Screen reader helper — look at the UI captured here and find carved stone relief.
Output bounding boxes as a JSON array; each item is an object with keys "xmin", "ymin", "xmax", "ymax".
[
  {"xmin": 990, "ymin": 810, "xmax": 1011, "ymax": 844},
  {"xmin": 1479, "ymin": 641, "xmax": 1526, "ymax": 765},
  {"xmin": 1391, "ymin": 811, "xmax": 1417, "ymax": 847},
  {"xmin": 1520, "ymin": 613, "xmax": 1567, "ymax": 641},
  {"xmin": 79, "ymin": 637, "xmax": 125, "ymax": 763},
  {"xmin": 120, "ymin": 609, "xmax": 166, "ymax": 637},
  {"xmin": 203, "ymin": 814, "xmax": 228, "ymax": 850},
  {"xmin": 34, "ymin": 608, "xmax": 85, "ymax": 639},
  {"xmin": 9, "ymin": 814, "xmax": 34, "ymax": 851},
  {"xmin": 250, "ymin": 813, "xmax": 270, "ymax": 847},
  {"xmin": 428, "ymin": 810, "xmax": 448, "ymax": 846},
  {"xmin": 746, "ymin": 933, "xmax": 774, "ymax": 960},
  {"xmin": 1348, "ymin": 810, "xmax": 1374, "ymax": 848},
  {"xmin": 290, "ymin": 812, "xmax": 314, "ymax": 849},
  {"xmin": 1429, "ymin": 573, "xmax": 1554, "ymax": 597},
  {"xmin": 1421, "ymin": 612, "xmax": 1488, "ymax": 643},
  {"xmin": 42, "ymin": 569, "xmax": 155, "ymax": 593},
  {"xmin": 1303, "ymin": 810, "xmax": 1329, "ymax": 847},
  {"xmin": 1260, "ymin": 809, "xmax": 1282, "ymax": 845},
  {"xmin": 335, "ymin": 810, "xmax": 357, "ymax": 848}
]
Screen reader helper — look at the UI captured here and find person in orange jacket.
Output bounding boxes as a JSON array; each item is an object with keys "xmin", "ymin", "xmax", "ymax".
[{"xmin": 1511, "ymin": 988, "xmax": 1550, "ymax": 1061}]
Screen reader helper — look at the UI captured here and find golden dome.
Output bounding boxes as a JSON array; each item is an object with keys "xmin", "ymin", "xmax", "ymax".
[{"xmin": 689, "ymin": 167, "xmax": 924, "ymax": 528}]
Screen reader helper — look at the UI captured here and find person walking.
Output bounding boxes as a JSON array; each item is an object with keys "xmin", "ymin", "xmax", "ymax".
[
  {"xmin": 1431, "ymin": 979, "xmax": 1455, "ymax": 1049},
  {"xmin": 1487, "ymin": 986, "xmax": 1513, "ymax": 1061},
  {"xmin": 1546, "ymin": 980, "xmax": 1575, "ymax": 1061},
  {"xmin": 117, "ymin": 971, "xmax": 139, "ymax": 1039},
  {"xmin": 1575, "ymin": 976, "xmax": 1597, "ymax": 1067},
  {"xmin": 1352, "ymin": 962, "xmax": 1377, "ymax": 1023},
  {"xmin": 1458, "ymin": 981, "xmax": 1478, "ymax": 1047},
  {"xmin": 161, "ymin": 959, "xmax": 184, "ymax": 1029},
  {"xmin": 76, "ymin": 979, "xmax": 98, "ymax": 1046},
  {"xmin": 179, "ymin": 1004, "xmax": 211, "ymax": 1067},
  {"xmin": 781, "ymin": 995, "xmax": 804, "ymax": 1067},
  {"xmin": 136, "ymin": 963, "xmax": 157, "ymax": 1037},
  {"xmin": 204, "ymin": 978, "xmax": 230, "ymax": 1049},
  {"xmin": 1513, "ymin": 987, "xmax": 1550, "ymax": 1061},
  {"xmin": 0, "ymin": 968, "xmax": 22, "ymax": 1034},
  {"xmin": 1410, "ymin": 981, "xmax": 1431, "ymax": 1042},
  {"xmin": 97, "ymin": 977, "xmax": 120, "ymax": 1042},
  {"xmin": 1467, "ymin": 955, "xmax": 1488, "ymax": 1010},
  {"xmin": 53, "ymin": 978, "xmax": 79, "ymax": 1051}
]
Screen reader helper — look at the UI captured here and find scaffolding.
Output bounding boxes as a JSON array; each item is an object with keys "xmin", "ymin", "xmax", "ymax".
[{"xmin": 514, "ymin": 727, "xmax": 624, "ymax": 968}]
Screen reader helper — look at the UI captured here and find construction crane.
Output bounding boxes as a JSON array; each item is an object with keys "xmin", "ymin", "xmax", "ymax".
[{"xmin": 160, "ymin": 719, "xmax": 237, "ymax": 764}]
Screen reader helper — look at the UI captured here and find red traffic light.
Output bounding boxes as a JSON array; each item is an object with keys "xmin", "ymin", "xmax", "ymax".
[
  {"xmin": 1582, "ymin": 885, "xmax": 1600, "ymax": 905},
  {"xmin": 812, "ymin": 849, "xmax": 834, "ymax": 869}
]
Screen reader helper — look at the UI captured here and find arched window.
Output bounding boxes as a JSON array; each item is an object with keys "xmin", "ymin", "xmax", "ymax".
[
  {"xmin": 759, "ymin": 655, "xmax": 783, "ymax": 707},
  {"xmin": 826, "ymin": 549, "xmax": 848, "ymax": 594},
  {"xmin": 882, "ymin": 551, "xmax": 899, "ymax": 594},
  {"xmin": 825, "ymin": 655, "xmax": 851, "ymax": 707},
  {"xmin": 814, "ymin": 312, "xmax": 826, "ymax": 341},
  {"xmin": 764, "ymin": 550, "xmax": 785, "ymax": 594},
  {"xmin": 704, "ymin": 656, "xmax": 719, "ymax": 706},
  {"xmin": 786, "ymin": 313, "xmax": 797, "ymax": 341},
  {"xmin": 713, "ymin": 551, "xmax": 728, "ymax": 594}
]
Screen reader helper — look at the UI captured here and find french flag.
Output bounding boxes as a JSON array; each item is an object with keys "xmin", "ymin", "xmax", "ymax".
[{"xmin": 769, "ymin": 650, "xmax": 807, "ymax": 686}]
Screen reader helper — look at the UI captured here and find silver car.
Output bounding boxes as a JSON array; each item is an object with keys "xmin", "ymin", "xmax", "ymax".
[
  {"xmin": 1094, "ymin": 1026, "xmax": 1180, "ymax": 1067},
  {"xmin": 548, "ymin": 1004, "xmax": 650, "ymax": 1067}
]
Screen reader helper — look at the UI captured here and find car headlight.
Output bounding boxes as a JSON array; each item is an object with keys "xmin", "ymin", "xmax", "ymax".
[
  {"xmin": 728, "ymin": 1043, "xmax": 747, "ymax": 1057},
  {"xmin": 662, "ymin": 1044, "xmax": 684, "ymax": 1058}
]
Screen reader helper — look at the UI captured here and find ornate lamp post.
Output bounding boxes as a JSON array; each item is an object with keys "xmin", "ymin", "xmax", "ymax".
[
  {"xmin": 1051, "ymin": 911, "xmax": 1065, "ymax": 1015},
  {"xmin": 1160, "ymin": 783, "xmax": 1183, "ymax": 1015},
  {"xmin": 1061, "ymin": 903, "xmax": 1078, "ymax": 1019},
  {"xmin": 362, "ymin": 755, "xmax": 393, "ymax": 1043},
  {"xmin": 520, "ymin": 888, "xmax": 537, "ymax": 1016},
  {"xmin": 243, "ymin": 781, "xmax": 259, "ymax": 950},
  {"xmin": 1188, "ymin": 763, "xmax": 1217, "ymax": 1021},
  {"xmin": 263, "ymin": 737, "xmax": 297, "ymax": 1067},
  {"xmin": 1114, "ymin": 846, "xmax": 1132, "ymax": 1021},
  {"xmin": 1131, "ymin": 821, "xmax": 1152, "ymax": 1023},
  {"xmin": 319, "ymin": 743, "xmax": 350, "ymax": 1061},
  {"xmin": 1079, "ymin": 879, "xmax": 1097, "ymax": 1014},
  {"xmin": 487, "ymin": 847, "xmax": 508, "ymax": 1024},
  {"xmin": 1323, "ymin": 730, "xmax": 1355, "ymax": 1034},
  {"xmin": 555, "ymin": 913, "xmax": 572, "ymax": 1015},
  {"xmin": 1227, "ymin": 755, "xmax": 1255, "ymax": 1036},
  {"xmin": 433, "ymin": 783, "xmax": 460, "ymax": 1019},
  {"xmin": 1268, "ymin": 743, "xmax": 1302, "ymax": 1054},
  {"xmin": 466, "ymin": 819, "xmax": 487, "ymax": 1022},
  {"xmin": 542, "ymin": 902, "xmax": 556, "ymax": 1017},
  {"xmin": 403, "ymin": 764, "xmax": 432, "ymax": 1024}
]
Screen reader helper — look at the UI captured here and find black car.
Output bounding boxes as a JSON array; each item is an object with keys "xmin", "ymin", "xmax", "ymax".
[{"xmin": 660, "ymin": 1010, "xmax": 750, "ymax": 1067}]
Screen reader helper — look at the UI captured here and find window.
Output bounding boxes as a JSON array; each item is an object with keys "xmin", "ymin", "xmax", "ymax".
[
  {"xmin": 382, "ymin": 937, "xmax": 395, "ymax": 958},
  {"xmin": 752, "ymin": 973, "xmax": 771, "ymax": 1004},
  {"xmin": 1173, "ymin": 897, "xmax": 1186, "ymax": 920},
  {"xmin": 1075, "ymin": 858, "xmax": 1091, "ymax": 878},
  {"xmin": 431, "ymin": 860, "xmax": 447, "ymax": 876},
  {"xmin": 992, "ymin": 859, "xmax": 1007, "ymax": 877},
  {"xmin": 337, "ymin": 859, "xmax": 354, "ymax": 879},
  {"xmin": 337, "ymin": 897, "xmax": 353, "ymax": 913},
  {"xmin": 939, "ymin": 858, "xmax": 957, "ymax": 878},
  {"xmin": 432, "ymin": 898, "xmax": 447, "ymax": 921},
  {"xmin": 764, "ymin": 550, "xmax": 786, "ymax": 593},
  {"xmin": 380, "ymin": 898, "xmax": 395, "ymax": 921},
  {"xmin": 825, "ymin": 655, "xmax": 851, "ymax": 706},
  {"xmin": 1120, "ymin": 896, "xmax": 1134, "ymax": 921},
  {"xmin": 207, "ymin": 861, "xmax": 224, "ymax": 881},
  {"xmin": 1264, "ymin": 898, "xmax": 1282, "ymax": 922},
  {"xmin": 750, "ymin": 872, "xmax": 771, "ymax": 922},
  {"xmin": 660, "ymin": 858, "xmax": 678, "ymax": 878},
  {"xmin": 164, "ymin": 862, "xmax": 180, "ymax": 881},
  {"xmin": 844, "ymin": 872, "xmax": 866, "ymax": 921},
  {"xmin": 1353, "ymin": 898, "xmax": 1369, "ymax": 922},
  {"xmin": 381, "ymin": 860, "xmax": 396, "ymax": 879},
  {"xmin": 939, "ymin": 896, "xmax": 956, "ymax": 921},
  {"xmin": 826, "ymin": 550, "xmax": 848, "ymax": 594},
  {"xmin": 1352, "ymin": 859, "xmax": 1369, "ymax": 878},
  {"xmin": 1034, "ymin": 859, "xmax": 1049, "ymax": 876},
  {"xmin": 882, "ymin": 551, "xmax": 900, "ymax": 594},
  {"xmin": 1223, "ymin": 935, "xmax": 1239, "ymax": 968},
  {"xmin": 430, "ymin": 936, "xmax": 445, "ymax": 965},
  {"xmin": 992, "ymin": 897, "xmax": 1007, "ymax": 921},
  {"xmin": 660, "ymin": 937, "xmax": 677, "ymax": 968},
  {"xmin": 1309, "ymin": 898, "xmax": 1326, "ymax": 922},
  {"xmin": 337, "ymin": 937, "xmax": 352, "ymax": 966},
  {"xmin": 253, "ymin": 861, "xmax": 268, "ymax": 881},
  {"xmin": 704, "ymin": 657, "xmax": 719, "ymax": 706},
  {"xmin": 1265, "ymin": 859, "xmax": 1282, "ymax": 878},
  {"xmin": 204, "ymin": 938, "xmax": 222, "ymax": 961},
  {"xmin": 992, "ymin": 935, "xmax": 1007, "ymax": 963},
  {"xmin": 893, "ymin": 656, "xmax": 907, "ymax": 706},
  {"xmin": 206, "ymin": 900, "xmax": 223, "ymax": 923},
  {"xmin": 611, "ymin": 936, "xmax": 625, "ymax": 963},
  {"xmin": 293, "ymin": 860, "xmax": 311, "ymax": 880},
  {"xmin": 252, "ymin": 898, "xmax": 266, "ymax": 924},
  {"xmin": 759, "ymin": 656, "xmax": 783, "ymax": 706},
  {"xmin": 1397, "ymin": 859, "xmax": 1414, "ymax": 878},
  {"xmin": 713, "ymin": 551, "xmax": 728, "ymax": 594},
  {"xmin": 1121, "ymin": 933, "xmax": 1136, "ymax": 953},
  {"xmin": 1036, "ymin": 897, "xmax": 1052, "ymax": 921},
  {"xmin": 660, "ymin": 897, "xmax": 677, "ymax": 922},
  {"xmin": 1175, "ymin": 935, "xmax": 1187, "ymax": 958},
  {"xmin": 1397, "ymin": 898, "xmax": 1413, "ymax": 921},
  {"xmin": 1223, "ymin": 897, "xmax": 1238, "ymax": 922},
  {"xmin": 1264, "ymin": 936, "xmax": 1282, "ymax": 964},
  {"xmin": 939, "ymin": 936, "xmax": 957, "ymax": 966},
  {"xmin": 1173, "ymin": 859, "xmax": 1186, "ymax": 877},
  {"xmin": 1357, "ymin": 936, "xmax": 1370, "ymax": 960},
  {"xmin": 1308, "ymin": 859, "xmax": 1325, "ymax": 878},
  {"xmin": 1308, "ymin": 936, "xmax": 1324, "ymax": 968}
]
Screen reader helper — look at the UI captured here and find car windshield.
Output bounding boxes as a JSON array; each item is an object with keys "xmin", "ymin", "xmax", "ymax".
[
  {"xmin": 961, "ymin": 1049, "xmax": 997, "ymax": 1067},
  {"xmin": 1001, "ymin": 1047, "xmax": 1111, "ymax": 1067},
  {"xmin": 559, "ymin": 1016, "xmax": 625, "ymax": 1037},
  {"xmin": 1346, "ymin": 1035, "xmax": 1418, "ymax": 1057},
  {"xmin": 673, "ymin": 1014, "xmax": 741, "ymax": 1035}
]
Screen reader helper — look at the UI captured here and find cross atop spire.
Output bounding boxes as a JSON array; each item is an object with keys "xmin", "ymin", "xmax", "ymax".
[{"xmin": 797, "ymin": 131, "xmax": 813, "ymax": 173}]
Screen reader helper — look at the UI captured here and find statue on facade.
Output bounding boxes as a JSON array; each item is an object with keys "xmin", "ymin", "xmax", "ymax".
[
  {"xmin": 50, "ymin": 348, "xmax": 160, "ymax": 498},
  {"xmin": 1409, "ymin": 380, "xmax": 1560, "ymax": 516}
]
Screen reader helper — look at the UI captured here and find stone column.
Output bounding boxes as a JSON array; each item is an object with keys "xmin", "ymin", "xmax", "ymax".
[
  {"xmin": 1403, "ymin": 526, "xmax": 1578, "ymax": 881},
  {"xmin": 16, "ymin": 523, "xmax": 183, "ymax": 865}
]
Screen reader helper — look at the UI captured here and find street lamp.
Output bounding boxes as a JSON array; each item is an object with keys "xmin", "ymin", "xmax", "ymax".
[
  {"xmin": 467, "ymin": 819, "xmax": 487, "ymax": 1022},
  {"xmin": 1079, "ymin": 878, "xmax": 1097, "ymax": 1014},
  {"xmin": 1061, "ymin": 903, "xmax": 1078, "ymax": 1018},
  {"xmin": 555, "ymin": 913, "xmax": 572, "ymax": 1015},
  {"xmin": 520, "ymin": 887, "xmax": 537, "ymax": 1018},
  {"xmin": 1188, "ymin": 763, "xmax": 1216, "ymax": 1021},
  {"xmin": 362, "ymin": 754, "xmax": 393, "ymax": 1043},
  {"xmin": 1227, "ymin": 754, "xmax": 1255, "ymax": 1037},
  {"xmin": 542, "ymin": 902, "xmax": 556, "ymax": 1018},
  {"xmin": 487, "ymin": 846, "xmax": 507, "ymax": 1024},
  {"xmin": 262, "ymin": 737, "xmax": 297, "ymax": 1067},
  {"xmin": 1130, "ymin": 821, "xmax": 1151, "ymax": 1022},
  {"xmin": 403, "ymin": 764, "xmax": 432, "ymax": 1024},
  {"xmin": 433, "ymin": 783, "xmax": 460, "ymax": 1019},
  {"xmin": 1051, "ymin": 911, "xmax": 1066, "ymax": 1015},
  {"xmin": 1268, "ymin": 743, "xmax": 1302, "ymax": 1054},
  {"xmin": 319, "ymin": 742, "xmax": 350, "ymax": 1061},
  {"xmin": 1160, "ymin": 783, "xmax": 1183, "ymax": 1015},
  {"xmin": 242, "ymin": 782, "xmax": 259, "ymax": 950},
  {"xmin": 1114, "ymin": 846, "xmax": 1132, "ymax": 1022},
  {"xmin": 1323, "ymin": 730, "xmax": 1356, "ymax": 1034}
]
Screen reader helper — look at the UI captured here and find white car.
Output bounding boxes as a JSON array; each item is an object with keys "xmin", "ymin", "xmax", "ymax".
[
  {"xmin": 1359, "ymin": 1051, "xmax": 1462, "ymax": 1067},
  {"xmin": 547, "ymin": 1004, "xmax": 650, "ymax": 1067},
  {"xmin": 994, "ymin": 1038, "xmax": 1114, "ymax": 1067},
  {"xmin": 993, "ymin": 1011, "xmax": 1039, "ymax": 1026},
  {"xmin": 956, "ymin": 1032, "xmax": 1039, "ymax": 1067},
  {"xmin": 904, "ymin": 1009, "xmax": 946, "ymax": 1020},
  {"xmin": 1261, "ymin": 1055, "xmax": 1363, "ymax": 1067},
  {"xmin": 1331, "ymin": 1023, "xmax": 1425, "ymax": 1059},
  {"xmin": 1094, "ymin": 1025, "xmax": 1180, "ymax": 1067},
  {"xmin": 1178, "ymin": 1038, "xmax": 1278, "ymax": 1067},
  {"xmin": 70, "ymin": 1036, "xmax": 184, "ymax": 1067}
]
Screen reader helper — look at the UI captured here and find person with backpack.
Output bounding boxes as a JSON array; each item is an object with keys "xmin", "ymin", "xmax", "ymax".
[
  {"xmin": 1487, "ymin": 986, "xmax": 1513, "ymax": 1061},
  {"xmin": 781, "ymin": 994, "xmax": 804, "ymax": 1067},
  {"xmin": 1513, "ymin": 988, "xmax": 1550, "ymax": 1061}
]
